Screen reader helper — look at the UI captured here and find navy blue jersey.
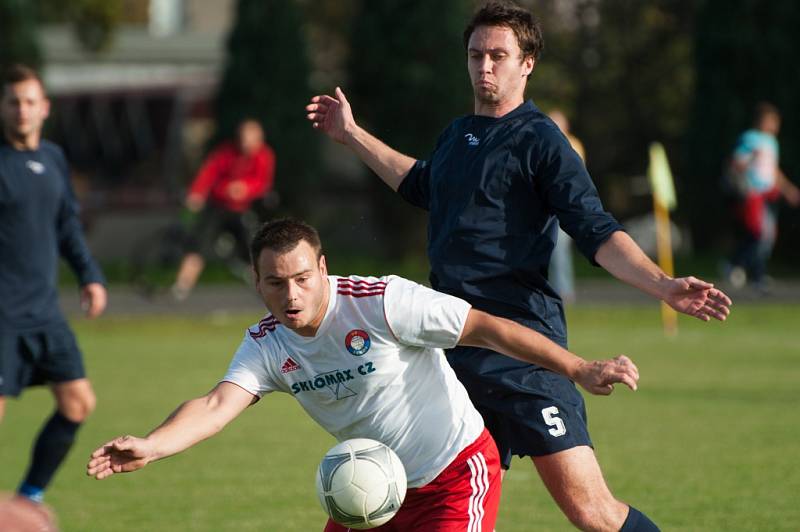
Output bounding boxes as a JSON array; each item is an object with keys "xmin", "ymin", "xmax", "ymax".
[
  {"xmin": 398, "ymin": 101, "xmax": 622, "ymax": 343},
  {"xmin": 0, "ymin": 140, "xmax": 104, "ymax": 329}
]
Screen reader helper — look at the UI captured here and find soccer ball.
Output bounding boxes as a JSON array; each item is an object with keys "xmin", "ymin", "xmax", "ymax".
[{"xmin": 316, "ymin": 438, "xmax": 407, "ymax": 530}]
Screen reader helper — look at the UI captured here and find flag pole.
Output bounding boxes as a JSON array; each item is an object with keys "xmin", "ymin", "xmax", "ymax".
[
  {"xmin": 648, "ymin": 143, "xmax": 678, "ymax": 337},
  {"xmin": 653, "ymin": 195, "xmax": 678, "ymax": 336}
]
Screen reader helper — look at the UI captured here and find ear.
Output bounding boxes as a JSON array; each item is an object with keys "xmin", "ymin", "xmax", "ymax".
[
  {"xmin": 251, "ymin": 265, "xmax": 259, "ymax": 288},
  {"xmin": 42, "ymin": 97, "xmax": 51, "ymax": 120},
  {"xmin": 523, "ymin": 56, "xmax": 535, "ymax": 77},
  {"xmin": 319, "ymin": 255, "xmax": 328, "ymax": 277}
]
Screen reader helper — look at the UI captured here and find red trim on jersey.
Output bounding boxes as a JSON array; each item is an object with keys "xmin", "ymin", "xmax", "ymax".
[
  {"xmin": 324, "ymin": 429, "xmax": 500, "ymax": 532},
  {"xmin": 337, "ymin": 289, "xmax": 386, "ymax": 298},
  {"xmin": 249, "ymin": 315, "xmax": 279, "ymax": 339},
  {"xmin": 337, "ymin": 278, "xmax": 387, "ymax": 288},
  {"xmin": 337, "ymin": 279, "xmax": 387, "ymax": 298}
]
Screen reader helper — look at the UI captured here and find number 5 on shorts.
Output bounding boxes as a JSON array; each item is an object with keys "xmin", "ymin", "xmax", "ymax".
[{"xmin": 541, "ymin": 406, "xmax": 566, "ymax": 437}]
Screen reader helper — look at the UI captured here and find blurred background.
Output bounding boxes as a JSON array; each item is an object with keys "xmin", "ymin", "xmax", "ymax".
[
  {"xmin": 2, "ymin": 3, "xmax": 799, "ymax": 531},
  {"xmin": 2, "ymin": 0, "xmax": 799, "ymax": 284}
]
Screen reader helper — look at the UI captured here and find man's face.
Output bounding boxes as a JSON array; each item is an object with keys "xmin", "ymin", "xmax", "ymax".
[
  {"xmin": 1, "ymin": 79, "xmax": 50, "ymax": 144},
  {"xmin": 467, "ymin": 25, "xmax": 533, "ymax": 107},
  {"xmin": 759, "ymin": 112, "xmax": 781, "ymax": 136},
  {"xmin": 237, "ymin": 120, "xmax": 264, "ymax": 154},
  {"xmin": 254, "ymin": 240, "xmax": 329, "ymax": 336}
]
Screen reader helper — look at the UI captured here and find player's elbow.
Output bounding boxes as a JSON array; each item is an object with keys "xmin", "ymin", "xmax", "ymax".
[{"xmin": 458, "ymin": 310, "xmax": 502, "ymax": 350}]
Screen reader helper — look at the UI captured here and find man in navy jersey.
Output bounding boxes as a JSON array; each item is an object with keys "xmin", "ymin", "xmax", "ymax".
[
  {"xmin": 0, "ymin": 64, "xmax": 107, "ymax": 504},
  {"xmin": 306, "ymin": 2, "xmax": 731, "ymax": 530}
]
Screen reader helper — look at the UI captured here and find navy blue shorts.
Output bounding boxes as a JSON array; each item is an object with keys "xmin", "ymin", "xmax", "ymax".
[
  {"xmin": 446, "ymin": 345, "xmax": 592, "ymax": 469},
  {"xmin": 0, "ymin": 323, "xmax": 86, "ymax": 397}
]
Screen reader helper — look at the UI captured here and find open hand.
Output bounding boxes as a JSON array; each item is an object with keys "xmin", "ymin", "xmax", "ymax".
[
  {"xmin": 663, "ymin": 276, "xmax": 731, "ymax": 322},
  {"xmin": 86, "ymin": 435, "xmax": 153, "ymax": 480},
  {"xmin": 574, "ymin": 355, "xmax": 639, "ymax": 395},
  {"xmin": 306, "ymin": 87, "xmax": 356, "ymax": 144},
  {"xmin": 80, "ymin": 283, "xmax": 107, "ymax": 319}
]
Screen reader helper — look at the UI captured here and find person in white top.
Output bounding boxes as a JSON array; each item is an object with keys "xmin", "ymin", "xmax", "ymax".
[{"xmin": 86, "ymin": 219, "xmax": 640, "ymax": 531}]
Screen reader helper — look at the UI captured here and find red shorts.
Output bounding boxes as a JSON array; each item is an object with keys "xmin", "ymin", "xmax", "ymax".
[{"xmin": 324, "ymin": 428, "xmax": 501, "ymax": 532}]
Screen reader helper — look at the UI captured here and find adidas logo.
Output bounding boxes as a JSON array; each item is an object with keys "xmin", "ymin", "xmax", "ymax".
[{"xmin": 280, "ymin": 357, "xmax": 301, "ymax": 374}]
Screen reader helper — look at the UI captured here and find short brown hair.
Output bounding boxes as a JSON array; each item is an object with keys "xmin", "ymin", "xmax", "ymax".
[
  {"xmin": 250, "ymin": 218, "xmax": 323, "ymax": 272},
  {"xmin": 2, "ymin": 64, "xmax": 45, "ymax": 91},
  {"xmin": 463, "ymin": 1, "xmax": 544, "ymax": 63}
]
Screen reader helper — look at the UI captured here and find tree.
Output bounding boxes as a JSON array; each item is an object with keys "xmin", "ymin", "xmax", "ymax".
[
  {"xmin": 212, "ymin": 0, "xmax": 319, "ymax": 216},
  {"xmin": 347, "ymin": 0, "xmax": 473, "ymax": 258},
  {"xmin": 688, "ymin": 0, "xmax": 800, "ymax": 258},
  {"xmin": 0, "ymin": 0, "xmax": 42, "ymax": 73},
  {"xmin": 528, "ymin": 1, "xmax": 696, "ymax": 219}
]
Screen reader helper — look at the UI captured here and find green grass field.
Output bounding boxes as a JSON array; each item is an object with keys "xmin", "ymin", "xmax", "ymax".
[{"xmin": 2, "ymin": 303, "xmax": 798, "ymax": 531}]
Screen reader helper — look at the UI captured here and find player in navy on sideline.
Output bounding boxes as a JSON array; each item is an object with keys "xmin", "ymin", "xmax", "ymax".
[
  {"xmin": 0, "ymin": 64, "xmax": 107, "ymax": 505},
  {"xmin": 306, "ymin": 2, "xmax": 731, "ymax": 530}
]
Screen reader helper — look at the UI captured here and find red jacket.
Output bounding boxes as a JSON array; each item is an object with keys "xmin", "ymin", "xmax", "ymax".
[{"xmin": 188, "ymin": 141, "xmax": 275, "ymax": 212}]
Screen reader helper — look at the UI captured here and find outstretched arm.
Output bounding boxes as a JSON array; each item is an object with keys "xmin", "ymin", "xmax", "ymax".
[
  {"xmin": 459, "ymin": 309, "xmax": 639, "ymax": 395},
  {"xmin": 595, "ymin": 231, "xmax": 731, "ymax": 322},
  {"xmin": 306, "ymin": 87, "xmax": 416, "ymax": 191},
  {"xmin": 86, "ymin": 382, "xmax": 256, "ymax": 480}
]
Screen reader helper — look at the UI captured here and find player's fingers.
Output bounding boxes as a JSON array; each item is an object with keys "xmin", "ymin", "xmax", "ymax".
[
  {"xmin": 335, "ymin": 86, "xmax": 348, "ymax": 104},
  {"xmin": 87, "ymin": 295, "xmax": 104, "ymax": 319},
  {"xmin": 86, "ymin": 465, "xmax": 105, "ymax": 478},
  {"xmin": 684, "ymin": 276, "xmax": 713, "ymax": 290},
  {"xmin": 709, "ymin": 288, "xmax": 733, "ymax": 306},
  {"xmin": 112, "ymin": 435, "xmax": 138, "ymax": 451},
  {"xmin": 318, "ymin": 95, "xmax": 339, "ymax": 106},
  {"xmin": 91, "ymin": 439, "xmax": 120, "ymax": 458},
  {"xmin": 594, "ymin": 384, "xmax": 613, "ymax": 396},
  {"xmin": 87, "ymin": 455, "xmax": 111, "ymax": 469},
  {"xmin": 87, "ymin": 459, "xmax": 111, "ymax": 476},
  {"xmin": 94, "ymin": 468, "xmax": 115, "ymax": 480},
  {"xmin": 617, "ymin": 371, "xmax": 638, "ymax": 391},
  {"xmin": 706, "ymin": 296, "xmax": 731, "ymax": 314},
  {"xmin": 613, "ymin": 355, "xmax": 639, "ymax": 379},
  {"xmin": 305, "ymin": 101, "xmax": 329, "ymax": 113},
  {"xmin": 701, "ymin": 304, "xmax": 728, "ymax": 321}
]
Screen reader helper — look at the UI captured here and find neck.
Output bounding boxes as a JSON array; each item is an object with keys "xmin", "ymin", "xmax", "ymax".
[
  {"xmin": 4, "ymin": 129, "xmax": 40, "ymax": 150},
  {"xmin": 474, "ymin": 95, "xmax": 525, "ymax": 118}
]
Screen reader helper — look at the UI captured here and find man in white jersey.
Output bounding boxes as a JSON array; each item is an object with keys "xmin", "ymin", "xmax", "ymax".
[{"xmin": 86, "ymin": 219, "xmax": 639, "ymax": 531}]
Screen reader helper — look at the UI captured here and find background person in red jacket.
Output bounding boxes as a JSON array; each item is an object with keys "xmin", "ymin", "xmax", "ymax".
[{"xmin": 172, "ymin": 118, "xmax": 276, "ymax": 300}]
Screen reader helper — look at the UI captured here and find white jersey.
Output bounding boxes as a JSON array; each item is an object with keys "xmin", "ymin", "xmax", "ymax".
[{"xmin": 222, "ymin": 275, "xmax": 484, "ymax": 487}]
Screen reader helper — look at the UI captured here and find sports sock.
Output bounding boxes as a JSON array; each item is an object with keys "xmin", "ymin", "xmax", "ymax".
[
  {"xmin": 620, "ymin": 506, "xmax": 660, "ymax": 532},
  {"xmin": 18, "ymin": 411, "xmax": 81, "ymax": 499},
  {"xmin": 17, "ymin": 482, "xmax": 45, "ymax": 503}
]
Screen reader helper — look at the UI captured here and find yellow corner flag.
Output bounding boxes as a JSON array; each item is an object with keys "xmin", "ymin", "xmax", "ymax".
[
  {"xmin": 647, "ymin": 142, "xmax": 678, "ymax": 336},
  {"xmin": 648, "ymin": 142, "xmax": 677, "ymax": 211}
]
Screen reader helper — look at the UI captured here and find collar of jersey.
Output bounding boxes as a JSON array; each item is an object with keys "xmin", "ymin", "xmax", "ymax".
[
  {"xmin": 468, "ymin": 100, "xmax": 536, "ymax": 126},
  {"xmin": 279, "ymin": 276, "xmax": 337, "ymax": 343}
]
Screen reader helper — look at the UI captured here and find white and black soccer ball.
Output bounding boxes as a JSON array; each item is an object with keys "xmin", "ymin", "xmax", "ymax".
[{"xmin": 316, "ymin": 438, "xmax": 407, "ymax": 530}]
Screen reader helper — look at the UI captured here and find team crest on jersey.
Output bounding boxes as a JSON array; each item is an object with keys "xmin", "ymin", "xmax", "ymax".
[
  {"xmin": 464, "ymin": 133, "xmax": 480, "ymax": 146},
  {"xmin": 26, "ymin": 160, "xmax": 45, "ymax": 174},
  {"xmin": 345, "ymin": 329, "xmax": 371, "ymax": 356}
]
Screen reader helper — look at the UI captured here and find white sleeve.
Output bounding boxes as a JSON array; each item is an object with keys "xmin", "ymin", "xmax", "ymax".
[
  {"xmin": 383, "ymin": 276, "xmax": 471, "ymax": 348},
  {"xmin": 221, "ymin": 332, "xmax": 279, "ymax": 398}
]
